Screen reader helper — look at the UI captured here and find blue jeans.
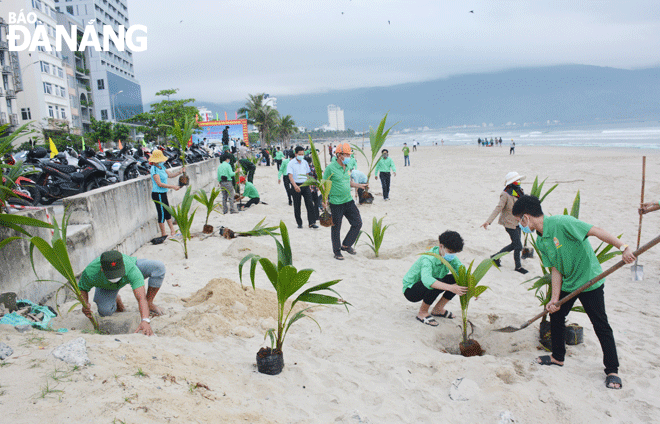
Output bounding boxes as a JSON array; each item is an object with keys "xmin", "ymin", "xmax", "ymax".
[{"xmin": 404, "ymin": 155, "xmax": 410, "ymax": 166}]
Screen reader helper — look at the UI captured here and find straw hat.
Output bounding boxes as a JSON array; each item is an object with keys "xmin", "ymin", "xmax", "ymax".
[
  {"xmin": 150, "ymin": 149, "xmax": 167, "ymax": 163},
  {"xmin": 505, "ymin": 171, "xmax": 524, "ymax": 186},
  {"xmin": 335, "ymin": 143, "xmax": 352, "ymax": 155}
]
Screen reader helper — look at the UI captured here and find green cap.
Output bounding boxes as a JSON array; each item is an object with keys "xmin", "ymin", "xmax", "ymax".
[{"xmin": 100, "ymin": 251, "xmax": 125, "ymax": 280}]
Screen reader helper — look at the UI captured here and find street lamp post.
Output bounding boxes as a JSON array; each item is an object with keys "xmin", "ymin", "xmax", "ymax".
[{"xmin": 110, "ymin": 90, "xmax": 123, "ymax": 122}]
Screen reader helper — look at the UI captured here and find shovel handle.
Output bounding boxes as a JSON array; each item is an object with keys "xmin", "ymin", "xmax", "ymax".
[
  {"xmin": 637, "ymin": 156, "xmax": 646, "ymax": 250},
  {"xmin": 522, "ymin": 233, "xmax": 660, "ymax": 329}
]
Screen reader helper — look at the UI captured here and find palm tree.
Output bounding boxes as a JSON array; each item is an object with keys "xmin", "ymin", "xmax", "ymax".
[
  {"xmin": 277, "ymin": 115, "xmax": 298, "ymax": 149},
  {"xmin": 238, "ymin": 93, "xmax": 280, "ymax": 146}
]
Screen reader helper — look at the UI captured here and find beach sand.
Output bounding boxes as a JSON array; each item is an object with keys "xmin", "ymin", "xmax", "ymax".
[{"xmin": 1, "ymin": 145, "xmax": 659, "ymax": 423}]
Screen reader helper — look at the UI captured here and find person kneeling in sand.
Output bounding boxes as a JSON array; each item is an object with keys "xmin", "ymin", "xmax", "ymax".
[
  {"xmin": 512, "ymin": 195, "xmax": 634, "ymax": 389},
  {"xmin": 237, "ymin": 176, "xmax": 262, "ymax": 209},
  {"xmin": 402, "ymin": 231, "xmax": 467, "ymax": 326},
  {"xmin": 79, "ymin": 251, "xmax": 167, "ymax": 336}
]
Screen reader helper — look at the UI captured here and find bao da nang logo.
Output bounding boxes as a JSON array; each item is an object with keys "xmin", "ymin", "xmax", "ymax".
[{"xmin": 7, "ymin": 10, "xmax": 147, "ymax": 52}]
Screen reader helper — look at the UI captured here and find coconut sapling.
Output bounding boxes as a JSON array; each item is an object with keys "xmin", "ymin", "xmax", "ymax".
[
  {"xmin": 300, "ymin": 137, "xmax": 333, "ymax": 226},
  {"xmin": 193, "ymin": 187, "xmax": 221, "ymax": 233},
  {"xmin": 351, "ymin": 113, "xmax": 396, "ymax": 201}
]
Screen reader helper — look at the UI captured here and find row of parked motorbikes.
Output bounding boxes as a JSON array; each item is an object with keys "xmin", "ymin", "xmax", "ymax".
[{"xmin": 2, "ymin": 143, "xmax": 212, "ymax": 207}]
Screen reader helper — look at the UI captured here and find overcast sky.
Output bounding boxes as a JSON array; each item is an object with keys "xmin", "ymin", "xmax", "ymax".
[{"xmin": 128, "ymin": 0, "xmax": 660, "ymax": 105}]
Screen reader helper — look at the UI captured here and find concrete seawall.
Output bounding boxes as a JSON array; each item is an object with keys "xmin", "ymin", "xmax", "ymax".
[{"xmin": 0, "ymin": 158, "xmax": 218, "ymax": 305}]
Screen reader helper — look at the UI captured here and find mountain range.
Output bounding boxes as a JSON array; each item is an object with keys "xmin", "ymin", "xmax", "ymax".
[{"xmin": 183, "ymin": 65, "xmax": 660, "ymax": 131}]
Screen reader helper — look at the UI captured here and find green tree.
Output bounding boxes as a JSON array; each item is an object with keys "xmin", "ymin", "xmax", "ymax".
[
  {"xmin": 88, "ymin": 117, "xmax": 113, "ymax": 143},
  {"xmin": 126, "ymin": 89, "xmax": 198, "ymax": 142},
  {"xmin": 113, "ymin": 124, "xmax": 131, "ymax": 142},
  {"xmin": 238, "ymin": 93, "xmax": 280, "ymax": 146},
  {"xmin": 276, "ymin": 115, "xmax": 298, "ymax": 148}
]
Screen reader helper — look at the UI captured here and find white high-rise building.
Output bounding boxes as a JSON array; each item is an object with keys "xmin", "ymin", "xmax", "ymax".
[
  {"xmin": 54, "ymin": 0, "xmax": 143, "ymax": 122},
  {"xmin": 327, "ymin": 104, "xmax": 345, "ymax": 131}
]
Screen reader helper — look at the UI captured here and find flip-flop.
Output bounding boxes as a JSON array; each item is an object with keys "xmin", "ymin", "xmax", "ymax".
[
  {"xmin": 431, "ymin": 310, "xmax": 454, "ymax": 319},
  {"xmin": 341, "ymin": 246, "xmax": 357, "ymax": 255},
  {"xmin": 334, "ymin": 254, "xmax": 344, "ymax": 260},
  {"xmin": 536, "ymin": 355, "xmax": 563, "ymax": 366},
  {"xmin": 416, "ymin": 315, "xmax": 439, "ymax": 327},
  {"xmin": 605, "ymin": 374, "xmax": 622, "ymax": 389}
]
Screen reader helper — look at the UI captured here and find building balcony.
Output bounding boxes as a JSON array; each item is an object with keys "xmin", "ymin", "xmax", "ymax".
[
  {"xmin": 0, "ymin": 113, "xmax": 6, "ymax": 125},
  {"xmin": 1, "ymin": 66, "xmax": 11, "ymax": 74},
  {"xmin": 9, "ymin": 114, "xmax": 18, "ymax": 126},
  {"xmin": 6, "ymin": 89, "xmax": 15, "ymax": 99},
  {"xmin": 0, "ymin": 41, "xmax": 7, "ymax": 50}
]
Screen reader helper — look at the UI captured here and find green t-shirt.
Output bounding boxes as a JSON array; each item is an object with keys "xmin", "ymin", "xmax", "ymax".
[
  {"xmin": 374, "ymin": 156, "xmax": 396, "ymax": 173},
  {"xmin": 278, "ymin": 158, "xmax": 291, "ymax": 179},
  {"xmin": 79, "ymin": 254, "xmax": 144, "ymax": 292},
  {"xmin": 402, "ymin": 146, "xmax": 410, "ymax": 156},
  {"xmin": 323, "ymin": 160, "xmax": 352, "ymax": 205},
  {"xmin": 275, "ymin": 151, "xmax": 284, "ymax": 160},
  {"xmin": 217, "ymin": 162, "xmax": 236, "ymax": 182},
  {"xmin": 537, "ymin": 215, "xmax": 603, "ymax": 292},
  {"xmin": 243, "ymin": 182, "xmax": 259, "ymax": 198},
  {"xmin": 402, "ymin": 246, "xmax": 463, "ymax": 292}
]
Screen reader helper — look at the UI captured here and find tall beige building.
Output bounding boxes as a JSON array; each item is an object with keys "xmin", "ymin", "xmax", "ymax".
[{"xmin": 327, "ymin": 104, "xmax": 345, "ymax": 131}]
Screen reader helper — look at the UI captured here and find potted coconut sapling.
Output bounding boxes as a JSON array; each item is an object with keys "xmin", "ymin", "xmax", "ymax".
[
  {"xmin": 193, "ymin": 187, "xmax": 221, "ymax": 234},
  {"xmin": 238, "ymin": 221, "xmax": 349, "ymax": 375},
  {"xmin": 351, "ymin": 113, "xmax": 396, "ymax": 204},
  {"xmin": 163, "ymin": 116, "xmax": 197, "ymax": 187},
  {"xmin": 301, "ymin": 137, "xmax": 333, "ymax": 227},
  {"xmin": 425, "ymin": 251, "xmax": 506, "ymax": 357}
]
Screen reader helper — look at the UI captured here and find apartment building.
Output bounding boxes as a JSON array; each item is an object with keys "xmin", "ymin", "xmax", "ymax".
[
  {"xmin": 0, "ymin": 17, "xmax": 22, "ymax": 134},
  {"xmin": 327, "ymin": 104, "xmax": 345, "ymax": 131}
]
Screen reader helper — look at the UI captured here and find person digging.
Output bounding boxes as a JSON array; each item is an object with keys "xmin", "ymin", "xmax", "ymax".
[{"xmin": 79, "ymin": 251, "xmax": 167, "ymax": 336}]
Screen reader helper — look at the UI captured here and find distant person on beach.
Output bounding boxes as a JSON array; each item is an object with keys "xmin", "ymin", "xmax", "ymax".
[
  {"xmin": 217, "ymin": 153, "xmax": 239, "ymax": 214},
  {"xmin": 412, "ymin": 142, "xmax": 417, "ymax": 152},
  {"xmin": 79, "ymin": 251, "xmax": 166, "ymax": 336},
  {"xmin": 374, "ymin": 149, "xmax": 396, "ymax": 201},
  {"xmin": 323, "ymin": 143, "xmax": 367, "ymax": 260},
  {"xmin": 149, "ymin": 149, "xmax": 183, "ymax": 238},
  {"xmin": 278, "ymin": 152, "xmax": 293, "ymax": 206},
  {"xmin": 441, "ymin": 139, "xmax": 444, "ymax": 146},
  {"xmin": 237, "ymin": 142, "xmax": 249, "ymax": 160},
  {"xmin": 510, "ymin": 140, "xmax": 515, "ymax": 154},
  {"xmin": 402, "ymin": 231, "xmax": 467, "ymax": 326},
  {"xmin": 222, "ymin": 126, "xmax": 229, "ymax": 147},
  {"xmin": 350, "ymin": 169, "xmax": 368, "ymax": 204},
  {"xmin": 239, "ymin": 157, "xmax": 256, "ymax": 183},
  {"xmin": 260, "ymin": 148, "xmax": 271, "ymax": 166},
  {"xmin": 287, "ymin": 146, "xmax": 318, "ymax": 229},
  {"xmin": 237, "ymin": 176, "xmax": 261, "ymax": 209},
  {"xmin": 639, "ymin": 200, "xmax": 660, "ymax": 215},
  {"xmin": 274, "ymin": 147, "xmax": 284, "ymax": 170},
  {"xmin": 481, "ymin": 171, "xmax": 528, "ymax": 274},
  {"xmin": 512, "ymin": 195, "xmax": 635, "ymax": 389},
  {"xmin": 402, "ymin": 143, "xmax": 410, "ymax": 166}
]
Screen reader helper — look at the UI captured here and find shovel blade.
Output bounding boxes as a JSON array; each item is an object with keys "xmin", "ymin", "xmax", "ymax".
[
  {"xmin": 494, "ymin": 326, "xmax": 520, "ymax": 333},
  {"xmin": 632, "ymin": 264, "xmax": 644, "ymax": 281}
]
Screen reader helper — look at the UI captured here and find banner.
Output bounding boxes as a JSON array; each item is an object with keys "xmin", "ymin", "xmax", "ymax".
[{"xmin": 193, "ymin": 119, "xmax": 250, "ymax": 147}]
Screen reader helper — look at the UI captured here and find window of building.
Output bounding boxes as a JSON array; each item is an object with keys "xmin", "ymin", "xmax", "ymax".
[
  {"xmin": 100, "ymin": 109, "xmax": 108, "ymax": 120},
  {"xmin": 61, "ymin": 108, "xmax": 66, "ymax": 119},
  {"xmin": 32, "ymin": 0, "xmax": 42, "ymax": 11},
  {"xmin": 43, "ymin": 82, "xmax": 53, "ymax": 95},
  {"xmin": 40, "ymin": 61, "xmax": 50, "ymax": 73},
  {"xmin": 21, "ymin": 108, "xmax": 32, "ymax": 120},
  {"xmin": 66, "ymin": 6, "xmax": 73, "ymax": 14},
  {"xmin": 7, "ymin": 99, "xmax": 12, "ymax": 112},
  {"xmin": 3, "ymin": 75, "xmax": 8, "ymax": 90},
  {"xmin": 57, "ymin": 67, "xmax": 63, "ymax": 78},
  {"xmin": 97, "ymin": 79, "xmax": 105, "ymax": 90},
  {"xmin": 48, "ymin": 105, "xmax": 54, "ymax": 118}
]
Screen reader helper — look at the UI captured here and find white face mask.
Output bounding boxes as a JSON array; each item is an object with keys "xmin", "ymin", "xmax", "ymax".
[
  {"xmin": 107, "ymin": 276, "xmax": 122, "ymax": 283},
  {"xmin": 297, "ymin": 155, "xmax": 304, "ymax": 161}
]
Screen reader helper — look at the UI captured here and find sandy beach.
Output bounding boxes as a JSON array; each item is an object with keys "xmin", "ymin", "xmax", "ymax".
[{"xmin": 2, "ymin": 144, "xmax": 660, "ymax": 423}]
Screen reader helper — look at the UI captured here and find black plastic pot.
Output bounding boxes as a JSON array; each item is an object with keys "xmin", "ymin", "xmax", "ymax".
[
  {"xmin": 256, "ymin": 347, "xmax": 284, "ymax": 375},
  {"xmin": 565, "ymin": 323, "xmax": 584, "ymax": 345},
  {"xmin": 539, "ymin": 319, "xmax": 552, "ymax": 350}
]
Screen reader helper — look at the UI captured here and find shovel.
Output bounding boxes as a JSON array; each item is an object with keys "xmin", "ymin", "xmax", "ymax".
[
  {"xmin": 632, "ymin": 156, "xmax": 646, "ymax": 281},
  {"xmin": 495, "ymin": 233, "xmax": 660, "ymax": 333}
]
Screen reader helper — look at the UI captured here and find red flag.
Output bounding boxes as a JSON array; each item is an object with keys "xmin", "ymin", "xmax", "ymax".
[
  {"xmin": 98, "ymin": 139, "xmax": 103, "ymax": 152},
  {"xmin": 188, "ymin": 135, "xmax": 193, "ymax": 147},
  {"xmin": 118, "ymin": 140, "xmax": 123, "ymax": 150},
  {"xmin": 235, "ymin": 111, "xmax": 238, "ymax": 119},
  {"xmin": 224, "ymin": 111, "xmax": 228, "ymax": 120}
]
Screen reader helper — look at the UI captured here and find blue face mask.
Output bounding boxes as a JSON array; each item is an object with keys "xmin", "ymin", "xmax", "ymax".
[
  {"xmin": 343, "ymin": 157, "xmax": 351, "ymax": 165},
  {"xmin": 443, "ymin": 253, "xmax": 456, "ymax": 261},
  {"xmin": 519, "ymin": 216, "xmax": 533, "ymax": 234}
]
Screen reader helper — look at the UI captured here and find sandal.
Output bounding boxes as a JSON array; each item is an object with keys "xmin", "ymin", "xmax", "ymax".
[
  {"xmin": 605, "ymin": 374, "xmax": 622, "ymax": 389},
  {"xmin": 431, "ymin": 310, "xmax": 454, "ymax": 319},
  {"xmin": 334, "ymin": 254, "xmax": 344, "ymax": 260},
  {"xmin": 341, "ymin": 246, "xmax": 357, "ymax": 255},
  {"xmin": 536, "ymin": 355, "xmax": 563, "ymax": 366},
  {"xmin": 416, "ymin": 315, "xmax": 439, "ymax": 327}
]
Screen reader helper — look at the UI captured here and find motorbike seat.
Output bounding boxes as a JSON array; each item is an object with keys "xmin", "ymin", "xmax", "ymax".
[{"xmin": 46, "ymin": 162, "xmax": 78, "ymax": 174}]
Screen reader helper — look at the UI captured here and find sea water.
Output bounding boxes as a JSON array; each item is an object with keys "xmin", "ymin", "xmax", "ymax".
[{"xmin": 381, "ymin": 121, "xmax": 660, "ymax": 149}]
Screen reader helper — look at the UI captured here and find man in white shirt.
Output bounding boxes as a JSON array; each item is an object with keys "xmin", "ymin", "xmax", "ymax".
[{"xmin": 287, "ymin": 146, "xmax": 318, "ymax": 229}]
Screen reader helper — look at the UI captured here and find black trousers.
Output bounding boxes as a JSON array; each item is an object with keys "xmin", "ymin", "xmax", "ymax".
[
  {"xmin": 283, "ymin": 177, "xmax": 293, "ymax": 205},
  {"xmin": 292, "ymin": 185, "xmax": 316, "ymax": 226},
  {"xmin": 275, "ymin": 159, "xmax": 282, "ymax": 170},
  {"xmin": 495, "ymin": 226, "xmax": 523, "ymax": 268},
  {"xmin": 403, "ymin": 274, "xmax": 457, "ymax": 305},
  {"xmin": 244, "ymin": 197, "xmax": 260, "ymax": 208},
  {"xmin": 329, "ymin": 200, "xmax": 362, "ymax": 255},
  {"xmin": 379, "ymin": 172, "xmax": 391, "ymax": 199},
  {"xmin": 240, "ymin": 161, "xmax": 256, "ymax": 183},
  {"xmin": 551, "ymin": 285, "xmax": 618, "ymax": 375},
  {"xmin": 357, "ymin": 187, "xmax": 365, "ymax": 204}
]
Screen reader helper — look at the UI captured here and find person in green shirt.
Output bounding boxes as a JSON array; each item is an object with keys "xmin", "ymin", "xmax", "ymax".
[
  {"xmin": 346, "ymin": 153, "xmax": 357, "ymax": 172},
  {"xmin": 403, "ymin": 231, "xmax": 467, "ymax": 326},
  {"xmin": 402, "ymin": 143, "xmax": 410, "ymax": 166},
  {"xmin": 512, "ymin": 195, "xmax": 635, "ymax": 389},
  {"xmin": 79, "ymin": 251, "xmax": 168, "ymax": 336},
  {"xmin": 374, "ymin": 149, "xmax": 397, "ymax": 200},
  {"xmin": 217, "ymin": 153, "xmax": 239, "ymax": 214},
  {"xmin": 322, "ymin": 143, "xmax": 368, "ymax": 260},
  {"xmin": 277, "ymin": 152, "xmax": 293, "ymax": 206},
  {"xmin": 237, "ymin": 176, "xmax": 261, "ymax": 209},
  {"xmin": 274, "ymin": 147, "xmax": 284, "ymax": 171}
]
